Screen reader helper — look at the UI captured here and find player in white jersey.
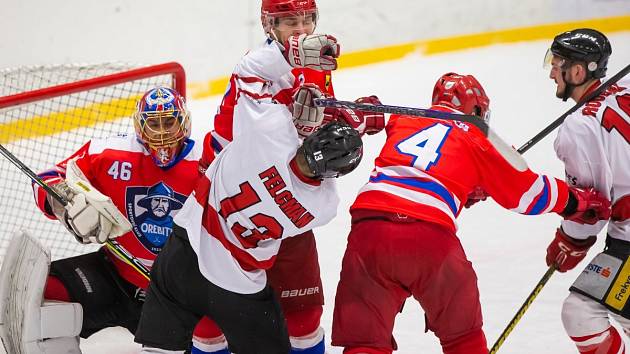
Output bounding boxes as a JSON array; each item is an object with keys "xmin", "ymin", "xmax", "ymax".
[
  {"xmin": 543, "ymin": 28, "xmax": 630, "ymax": 353},
  {"xmin": 133, "ymin": 84, "xmax": 363, "ymax": 354}
]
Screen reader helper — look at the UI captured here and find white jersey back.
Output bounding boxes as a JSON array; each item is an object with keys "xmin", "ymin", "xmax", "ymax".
[
  {"xmin": 555, "ymin": 77, "xmax": 630, "ymax": 241},
  {"xmin": 175, "ymin": 95, "xmax": 339, "ymax": 294}
]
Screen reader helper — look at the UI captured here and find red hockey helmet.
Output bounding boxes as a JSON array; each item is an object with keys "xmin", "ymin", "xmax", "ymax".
[
  {"xmin": 261, "ymin": 0, "xmax": 318, "ymax": 38},
  {"xmin": 432, "ymin": 73, "xmax": 491, "ymax": 124}
]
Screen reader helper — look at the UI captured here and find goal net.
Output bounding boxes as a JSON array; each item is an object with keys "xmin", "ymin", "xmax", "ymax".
[{"xmin": 0, "ymin": 62, "xmax": 186, "ymax": 265}]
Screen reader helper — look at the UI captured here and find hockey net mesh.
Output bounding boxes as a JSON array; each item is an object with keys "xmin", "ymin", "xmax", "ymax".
[{"xmin": 0, "ymin": 63, "xmax": 182, "ymax": 264}]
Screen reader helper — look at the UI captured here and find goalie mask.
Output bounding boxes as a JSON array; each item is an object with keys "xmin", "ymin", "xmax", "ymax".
[
  {"xmin": 432, "ymin": 72, "xmax": 491, "ymax": 124},
  {"xmin": 134, "ymin": 87, "xmax": 191, "ymax": 169},
  {"xmin": 261, "ymin": 0, "xmax": 318, "ymax": 43}
]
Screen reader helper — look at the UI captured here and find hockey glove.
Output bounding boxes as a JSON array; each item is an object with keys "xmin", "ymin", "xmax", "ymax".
[
  {"xmin": 284, "ymin": 34, "xmax": 340, "ymax": 71},
  {"xmin": 546, "ymin": 227, "xmax": 596, "ymax": 272},
  {"xmin": 464, "ymin": 186, "xmax": 488, "ymax": 208},
  {"xmin": 354, "ymin": 96, "xmax": 385, "ymax": 135},
  {"xmin": 293, "ymin": 84, "xmax": 325, "ymax": 137},
  {"xmin": 55, "ymin": 159, "xmax": 131, "ymax": 244},
  {"xmin": 562, "ymin": 187, "xmax": 611, "ymax": 225},
  {"xmin": 322, "ymin": 96, "xmax": 386, "ymax": 137}
]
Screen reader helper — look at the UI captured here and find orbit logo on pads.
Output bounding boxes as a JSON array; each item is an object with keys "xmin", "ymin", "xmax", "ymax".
[{"xmin": 125, "ymin": 182, "xmax": 186, "ymax": 254}]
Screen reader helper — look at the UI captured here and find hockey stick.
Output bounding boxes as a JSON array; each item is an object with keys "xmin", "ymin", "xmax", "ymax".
[
  {"xmin": 518, "ymin": 63, "xmax": 630, "ymax": 154},
  {"xmin": 489, "ymin": 265, "xmax": 556, "ymax": 353},
  {"xmin": 489, "ymin": 64, "xmax": 630, "ymax": 352},
  {"xmin": 314, "ymin": 98, "xmax": 490, "ymax": 135},
  {"xmin": 0, "ymin": 143, "xmax": 151, "ymax": 281},
  {"xmin": 313, "ymin": 98, "xmax": 528, "ymax": 172}
]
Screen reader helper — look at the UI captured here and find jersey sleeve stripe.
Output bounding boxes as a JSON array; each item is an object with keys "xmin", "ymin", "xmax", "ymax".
[
  {"xmin": 510, "ymin": 175, "xmax": 544, "ymax": 214},
  {"xmin": 527, "ymin": 176, "xmax": 551, "ymax": 215}
]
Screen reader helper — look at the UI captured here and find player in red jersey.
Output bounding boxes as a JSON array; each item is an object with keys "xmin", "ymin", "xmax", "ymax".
[
  {"xmin": 543, "ymin": 28, "xmax": 630, "ymax": 354},
  {"xmin": 330, "ymin": 73, "xmax": 612, "ymax": 354},
  {"xmin": 2, "ymin": 87, "xmax": 203, "ymax": 352},
  {"xmin": 192, "ymin": 1, "xmax": 384, "ymax": 353}
]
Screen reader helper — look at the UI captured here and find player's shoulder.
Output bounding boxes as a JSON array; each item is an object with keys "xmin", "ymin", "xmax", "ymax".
[{"xmin": 88, "ymin": 132, "xmax": 144, "ymax": 156}]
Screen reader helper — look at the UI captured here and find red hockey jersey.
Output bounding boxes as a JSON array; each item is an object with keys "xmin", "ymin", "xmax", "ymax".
[
  {"xmin": 351, "ymin": 107, "xmax": 570, "ymax": 232},
  {"xmin": 34, "ymin": 134, "xmax": 202, "ymax": 288}
]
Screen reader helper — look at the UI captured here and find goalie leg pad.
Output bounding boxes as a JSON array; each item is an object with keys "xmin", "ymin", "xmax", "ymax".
[{"xmin": 0, "ymin": 231, "xmax": 82, "ymax": 354}]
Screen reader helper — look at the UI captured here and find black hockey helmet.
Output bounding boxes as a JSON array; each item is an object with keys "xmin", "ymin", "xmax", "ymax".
[
  {"xmin": 300, "ymin": 121, "xmax": 363, "ymax": 179},
  {"xmin": 546, "ymin": 28, "xmax": 612, "ymax": 79}
]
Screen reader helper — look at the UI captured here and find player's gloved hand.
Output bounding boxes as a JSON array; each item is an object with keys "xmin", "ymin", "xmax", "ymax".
[
  {"xmin": 464, "ymin": 186, "xmax": 488, "ymax": 208},
  {"xmin": 561, "ymin": 187, "xmax": 611, "ymax": 225},
  {"xmin": 52, "ymin": 159, "xmax": 131, "ymax": 244},
  {"xmin": 62, "ymin": 191, "xmax": 117, "ymax": 244},
  {"xmin": 546, "ymin": 227, "xmax": 596, "ymax": 272},
  {"xmin": 354, "ymin": 96, "xmax": 385, "ymax": 135},
  {"xmin": 322, "ymin": 96, "xmax": 385, "ymax": 136},
  {"xmin": 292, "ymin": 84, "xmax": 325, "ymax": 137},
  {"xmin": 284, "ymin": 34, "xmax": 340, "ymax": 71}
]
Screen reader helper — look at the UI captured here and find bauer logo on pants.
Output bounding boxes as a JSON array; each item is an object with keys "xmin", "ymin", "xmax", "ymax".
[{"xmin": 126, "ymin": 182, "xmax": 187, "ymax": 254}]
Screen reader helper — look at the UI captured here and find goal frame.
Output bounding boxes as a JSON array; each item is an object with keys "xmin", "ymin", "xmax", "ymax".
[{"xmin": 0, "ymin": 61, "xmax": 186, "ymax": 109}]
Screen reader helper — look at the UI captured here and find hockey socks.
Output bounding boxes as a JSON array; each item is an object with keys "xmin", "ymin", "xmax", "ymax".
[{"xmin": 571, "ymin": 326, "xmax": 625, "ymax": 354}]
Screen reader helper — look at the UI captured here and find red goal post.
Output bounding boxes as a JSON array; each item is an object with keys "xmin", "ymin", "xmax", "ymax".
[{"xmin": 0, "ymin": 62, "xmax": 186, "ymax": 264}]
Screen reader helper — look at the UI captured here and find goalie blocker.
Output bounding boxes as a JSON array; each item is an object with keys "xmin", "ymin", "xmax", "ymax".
[{"xmin": 0, "ymin": 232, "xmax": 82, "ymax": 354}]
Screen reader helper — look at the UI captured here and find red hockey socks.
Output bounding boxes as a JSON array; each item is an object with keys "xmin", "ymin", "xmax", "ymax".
[{"xmin": 571, "ymin": 326, "xmax": 625, "ymax": 354}]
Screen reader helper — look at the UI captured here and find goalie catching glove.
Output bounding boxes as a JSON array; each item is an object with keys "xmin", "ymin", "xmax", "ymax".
[
  {"xmin": 323, "ymin": 95, "xmax": 386, "ymax": 136},
  {"xmin": 48, "ymin": 159, "xmax": 131, "ymax": 244},
  {"xmin": 284, "ymin": 33, "xmax": 340, "ymax": 71}
]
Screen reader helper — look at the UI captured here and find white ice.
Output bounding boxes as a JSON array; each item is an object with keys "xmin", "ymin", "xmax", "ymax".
[{"xmin": 21, "ymin": 33, "xmax": 630, "ymax": 354}]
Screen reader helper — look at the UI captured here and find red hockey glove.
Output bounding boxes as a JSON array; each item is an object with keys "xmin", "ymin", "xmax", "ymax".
[
  {"xmin": 546, "ymin": 228, "xmax": 596, "ymax": 272},
  {"xmin": 354, "ymin": 96, "xmax": 385, "ymax": 135},
  {"xmin": 562, "ymin": 187, "xmax": 611, "ymax": 225},
  {"xmin": 284, "ymin": 34, "xmax": 340, "ymax": 71},
  {"xmin": 464, "ymin": 186, "xmax": 488, "ymax": 208},
  {"xmin": 322, "ymin": 96, "xmax": 385, "ymax": 136}
]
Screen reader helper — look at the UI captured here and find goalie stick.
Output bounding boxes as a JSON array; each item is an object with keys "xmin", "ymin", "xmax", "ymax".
[{"xmin": 0, "ymin": 143, "xmax": 150, "ymax": 281}]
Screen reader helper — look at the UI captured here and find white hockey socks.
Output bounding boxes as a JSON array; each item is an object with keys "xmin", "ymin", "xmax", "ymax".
[{"xmin": 0, "ymin": 231, "xmax": 83, "ymax": 354}]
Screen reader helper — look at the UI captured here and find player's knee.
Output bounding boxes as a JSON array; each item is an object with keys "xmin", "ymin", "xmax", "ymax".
[
  {"xmin": 561, "ymin": 292, "xmax": 610, "ymax": 337},
  {"xmin": 285, "ymin": 305, "xmax": 323, "ymax": 337}
]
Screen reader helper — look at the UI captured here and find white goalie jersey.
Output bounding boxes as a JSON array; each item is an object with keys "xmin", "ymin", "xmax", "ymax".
[
  {"xmin": 174, "ymin": 95, "xmax": 339, "ymax": 294},
  {"xmin": 555, "ymin": 77, "xmax": 630, "ymax": 241}
]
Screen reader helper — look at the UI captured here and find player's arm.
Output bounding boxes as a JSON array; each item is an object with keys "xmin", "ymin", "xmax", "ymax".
[
  {"xmin": 555, "ymin": 115, "xmax": 611, "ymax": 238},
  {"xmin": 46, "ymin": 158, "xmax": 131, "ymax": 244},
  {"xmin": 476, "ymin": 140, "xmax": 609, "ymax": 223},
  {"xmin": 545, "ymin": 115, "xmax": 612, "ymax": 272},
  {"xmin": 34, "ymin": 142, "xmax": 131, "ymax": 244}
]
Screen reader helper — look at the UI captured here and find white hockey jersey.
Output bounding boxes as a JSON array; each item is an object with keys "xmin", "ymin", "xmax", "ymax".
[
  {"xmin": 174, "ymin": 94, "xmax": 339, "ymax": 294},
  {"xmin": 554, "ymin": 77, "xmax": 630, "ymax": 241}
]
